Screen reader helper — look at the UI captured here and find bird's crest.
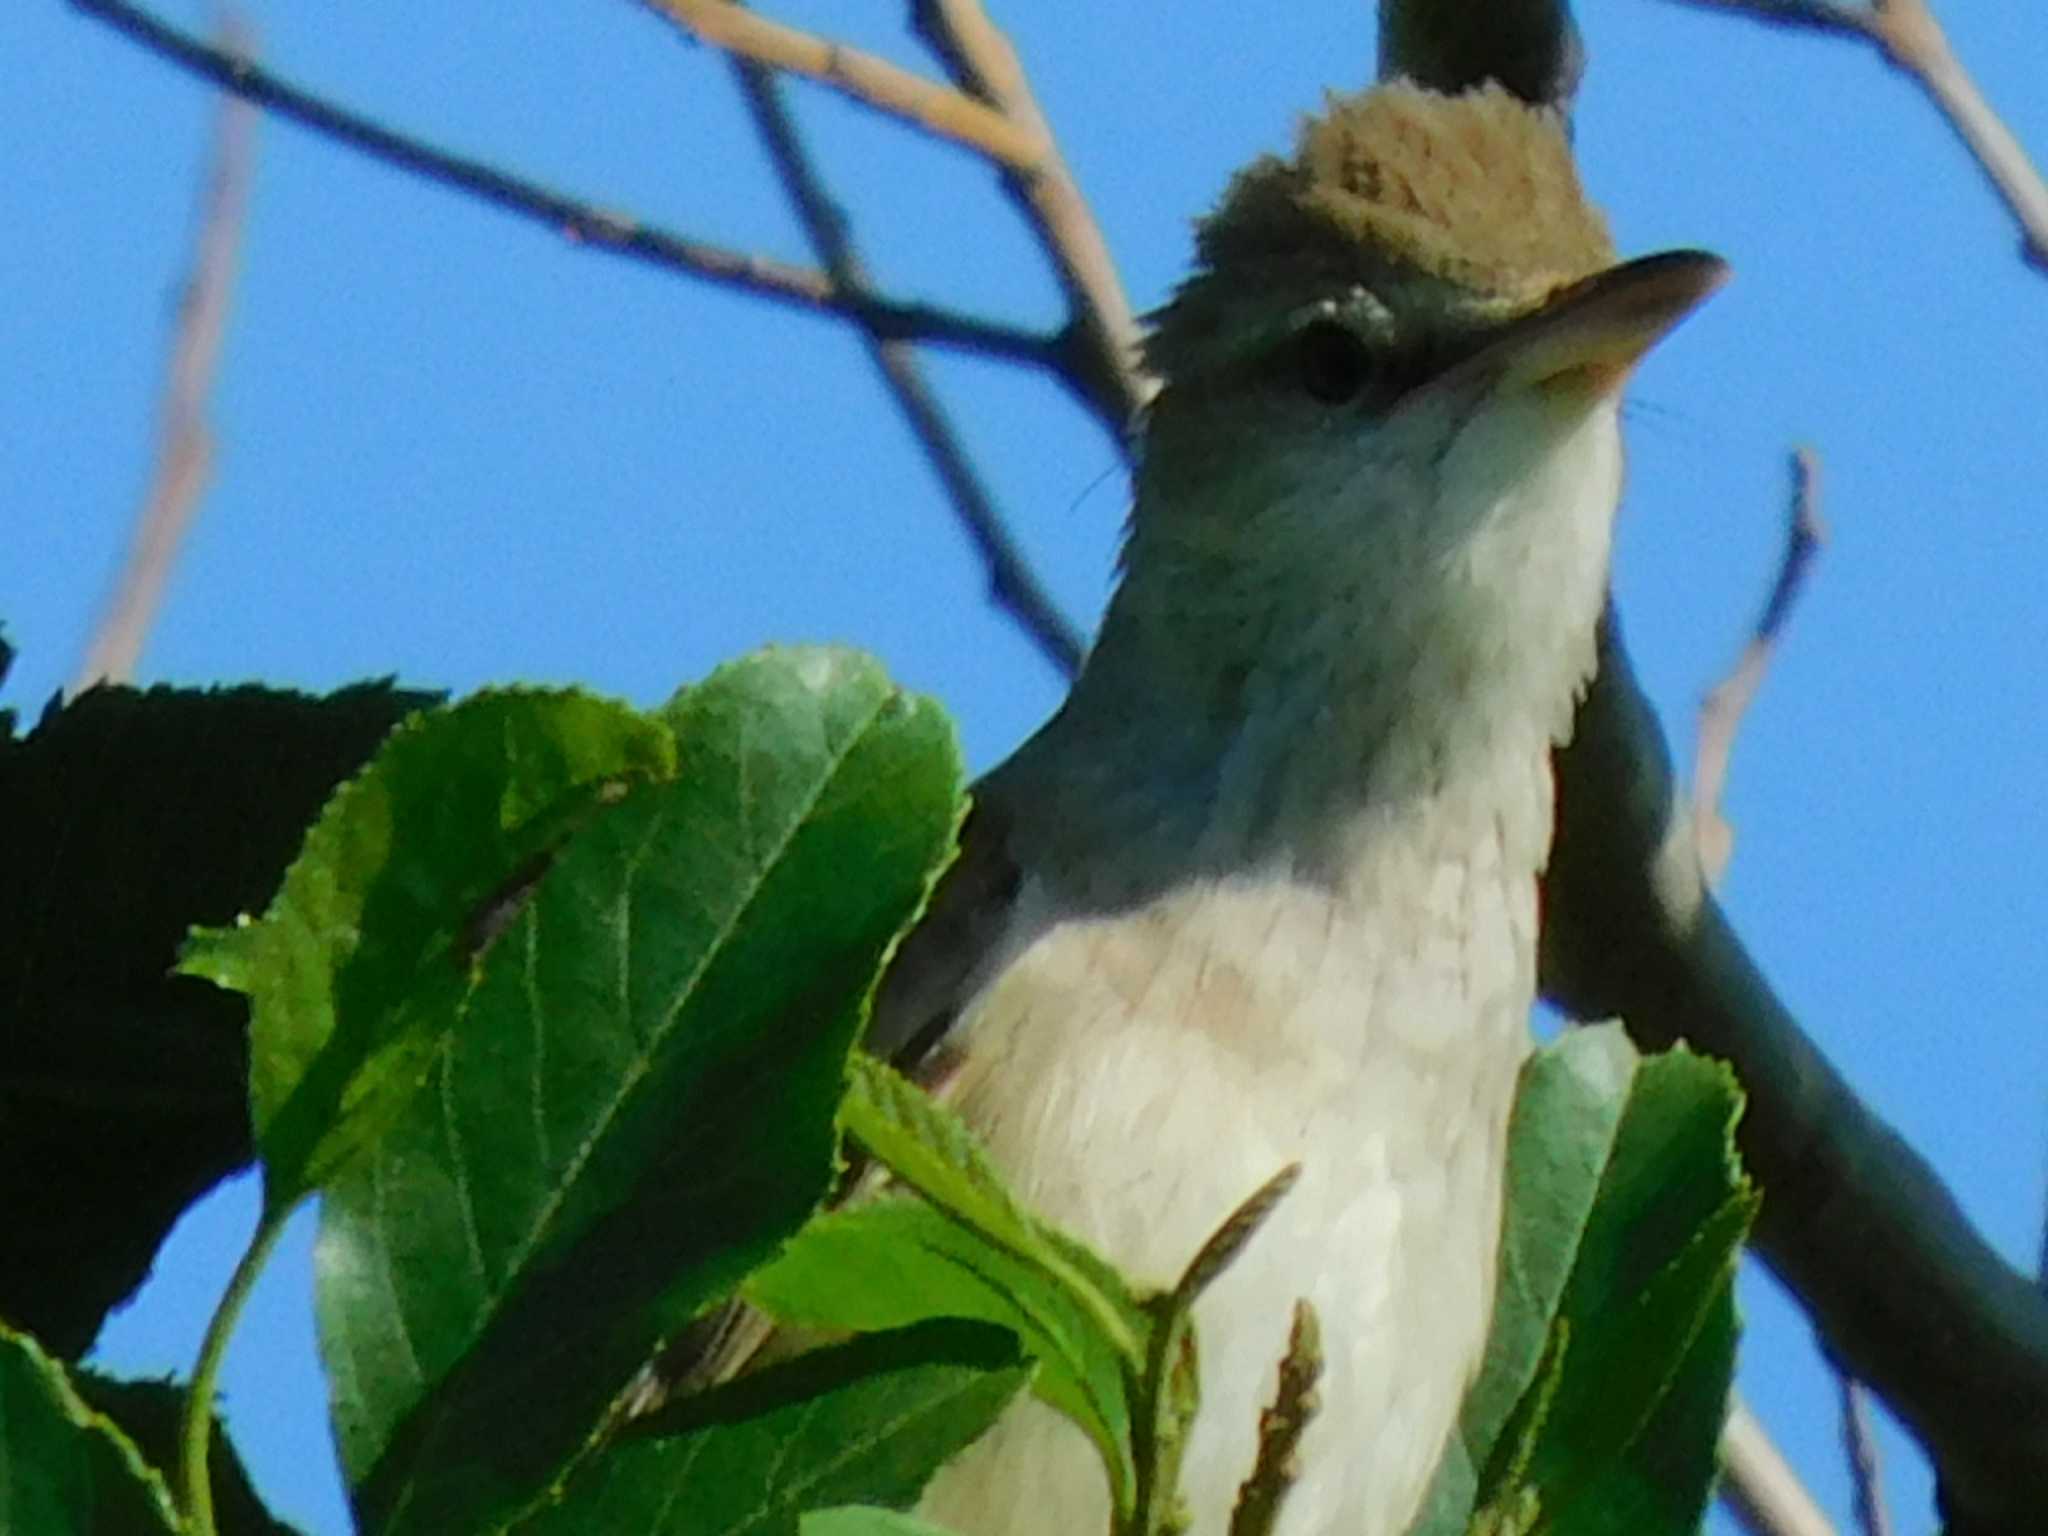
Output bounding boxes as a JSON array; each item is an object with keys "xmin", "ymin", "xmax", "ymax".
[{"xmin": 1149, "ymin": 81, "xmax": 1615, "ymax": 376}]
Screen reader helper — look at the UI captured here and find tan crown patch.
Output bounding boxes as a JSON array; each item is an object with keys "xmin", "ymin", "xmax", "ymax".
[{"xmin": 1153, "ymin": 81, "xmax": 1615, "ymax": 376}]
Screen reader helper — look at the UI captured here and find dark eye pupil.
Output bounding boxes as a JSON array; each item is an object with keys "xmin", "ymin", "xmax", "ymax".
[{"xmin": 1294, "ymin": 321, "xmax": 1375, "ymax": 404}]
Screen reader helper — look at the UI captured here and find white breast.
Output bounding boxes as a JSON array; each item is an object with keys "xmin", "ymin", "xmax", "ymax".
[{"xmin": 918, "ymin": 832, "xmax": 1535, "ymax": 1536}]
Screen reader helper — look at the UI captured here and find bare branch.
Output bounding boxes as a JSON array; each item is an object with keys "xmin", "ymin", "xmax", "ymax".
[
  {"xmin": 74, "ymin": 0, "xmax": 1113, "ymax": 666},
  {"xmin": 1664, "ymin": 0, "xmax": 2048, "ymax": 273},
  {"xmin": 1544, "ymin": 603, "xmax": 2048, "ymax": 1536},
  {"xmin": 634, "ymin": 0, "xmax": 1043, "ymax": 168},
  {"xmin": 1693, "ymin": 446, "xmax": 1827, "ymax": 883},
  {"xmin": 1873, "ymin": 0, "xmax": 2048, "ymax": 273},
  {"xmin": 912, "ymin": 0, "xmax": 1152, "ymax": 439},
  {"xmin": 74, "ymin": 16, "xmax": 258, "ymax": 696},
  {"xmin": 725, "ymin": 53, "xmax": 1085, "ymax": 676},
  {"xmin": 69, "ymin": 0, "xmax": 1066, "ymax": 375},
  {"xmin": 1838, "ymin": 1373, "xmax": 1896, "ymax": 1536},
  {"xmin": 2039, "ymin": 1152, "xmax": 2048, "ymax": 1295},
  {"xmin": 1720, "ymin": 1395, "xmax": 1841, "ymax": 1536}
]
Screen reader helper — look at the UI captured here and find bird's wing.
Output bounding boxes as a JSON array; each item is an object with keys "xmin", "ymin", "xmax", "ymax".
[{"xmin": 865, "ymin": 788, "xmax": 1027, "ymax": 1079}]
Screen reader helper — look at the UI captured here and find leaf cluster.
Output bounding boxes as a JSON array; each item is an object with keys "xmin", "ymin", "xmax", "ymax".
[{"xmin": 0, "ymin": 640, "xmax": 1753, "ymax": 1536}]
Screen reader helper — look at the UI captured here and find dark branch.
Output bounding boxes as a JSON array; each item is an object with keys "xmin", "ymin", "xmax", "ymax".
[
  {"xmin": 1659, "ymin": 0, "xmax": 1881, "ymax": 42},
  {"xmin": 911, "ymin": 0, "xmax": 1150, "ymax": 445},
  {"xmin": 69, "ymin": 0, "xmax": 1066, "ymax": 375},
  {"xmin": 727, "ymin": 55, "xmax": 1085, "ymax": 677},
  {"xmin": 1542, "ymin": 607, "xmax": 2048, "ymax": 1536}
]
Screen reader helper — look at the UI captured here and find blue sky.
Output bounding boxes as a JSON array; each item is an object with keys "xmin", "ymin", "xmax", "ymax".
[{"xmin": 10, "ymin": 1, "xmax": 2047, "ymax": 1531}]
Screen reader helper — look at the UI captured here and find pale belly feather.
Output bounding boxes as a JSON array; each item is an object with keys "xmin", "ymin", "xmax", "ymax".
[{"xmin": 918, "ymin": 861, "xmax": 1534, "ymax": 1536}]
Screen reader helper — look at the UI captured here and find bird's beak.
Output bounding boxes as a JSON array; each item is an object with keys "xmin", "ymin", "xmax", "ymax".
[{"xmin": 1464, "ymin": 250, "xmax": 1729, "ymax": 400}]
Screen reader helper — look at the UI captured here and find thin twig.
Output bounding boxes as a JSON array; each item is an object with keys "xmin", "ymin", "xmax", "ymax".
[
  {"xmin": 1876, "ymin": 0, "xmax": 2048, "ymax": 273},
  {"xmin": 1665, "ymin": 0, "xmax": 2048, "ymax": 273},
  {"xmin": 725, "ymin": 54, "xmax": 1085, "ymax": 676},
  {"xmin": 1719, "ymin": 1396, "xmax": 1841, "ymax": 1536},
  {"xmin": 1693, "ymin": 446, "xmax": 1827, "ymax": 884},
  {"xmin": 1838, "ymin": 1373, "xmax": 1896, "ymax": 1536},
  {"xmin": 912, "ymin": 0, "xmax": 1153, "ymax": 440},
  {"xmin": 74, "ymin": 15, "xmax": 258, "ymax": 696},
  {"xmin": 69, "ymin": 0, "xmax": 1065, "ymax": 374},
  {"xmin": 1552, "ymin": 605, "xmax": 2048, "ymax": 1536},
  {"xmin": 634, "ymin": 0, "xmax": 1042, "ymax": 168},
  {"xmin": 2039, "ymin": 1143, "xmax": 2048, "ymax": 1295}
]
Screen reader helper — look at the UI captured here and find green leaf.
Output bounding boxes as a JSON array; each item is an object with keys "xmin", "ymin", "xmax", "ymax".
[
  {"xmin": 1510, "ymin": 1173, "xmax": 1750, "ymax": 1532},
  {"xmin": 180, "ymin": 687, "xmax": 672, "ymax": 1211},
  {"xmin": 841, "ymin": 1055, "xmax": 1150, "ymax": 1371},
  {"xmin": 748, "ymin": 1197, "xmax": 1139, "ymax": 1502},
  {"xmin": 1409, "ymin": 1026, "xmax": 1755, "ymax": 1536},
  {"xmin": 312, "ymin": 649, "xmax": 963, "ymax": 1536},
  {"xmin": 778, "ymin": 1053, "xmax": 1156, "ymax": 1512},
  {"xmin": 836, "ymin": 1056, "xmax": 1057, "ymax": 1273},
  {"xmin": 67, "ymin": 1372, "xmax": 303, "ymax": 1536},
  {"xmin": 1462, "ymin": 1027, "xmax": 1640, "ymax": 1478},
  {"xmin": 514, "ymin": 1321, "xmax": 1025, "ymax": 1536},
  {"xmin": 0, "ymin": 1324, "xmax": 180, "ymax": 1535},
  {"xmin": 1536, "ymin": 1260, "xmax": 1738, "ymax": 1536}
]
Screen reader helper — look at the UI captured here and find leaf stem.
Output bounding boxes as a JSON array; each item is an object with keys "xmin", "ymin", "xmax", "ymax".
[{"xmin": 179, "ymin": 1200, "xmax": 294, "ymax": 1534}]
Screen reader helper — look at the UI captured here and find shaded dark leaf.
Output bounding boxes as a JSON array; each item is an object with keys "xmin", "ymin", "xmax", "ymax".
[{"xmin": 0, "ymin": 675, "xmax": 429, "ymax": 1353}]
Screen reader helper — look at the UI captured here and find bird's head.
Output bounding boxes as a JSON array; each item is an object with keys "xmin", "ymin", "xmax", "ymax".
[{"xmin": 1093, "ymin": 80, "xmax": 1724, "ymax": 772}]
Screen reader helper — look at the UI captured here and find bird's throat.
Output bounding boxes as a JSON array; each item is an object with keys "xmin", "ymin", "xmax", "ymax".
[{"xmin": 923, "ymin": 400, "xmax": 1627, "ymax": 1536}]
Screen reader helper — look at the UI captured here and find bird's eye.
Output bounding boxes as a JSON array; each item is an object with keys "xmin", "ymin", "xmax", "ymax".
[{"xmin": 1291, "ymin": 320, "xmax": 1378, "ymax": 405}]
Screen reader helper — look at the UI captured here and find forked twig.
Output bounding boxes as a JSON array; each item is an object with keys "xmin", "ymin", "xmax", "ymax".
[
  {"xmin": 912, "ymin": 0, "xmax": 1153, "ymax": 436},
  {"xmin": 648, "ymin": 0, "xmax": 1154, "ymax": 442},
  {"xmin": 74, "ymin": 15, "xmax": 258, "ymax": 696},
  {"xmin": 1693, "ymin": 446, "xmax": 1827, "ymax": 883},
  {"xmin": 1665, "ymin": 0, "xmax": 2048, "ymax": 273},
  {"xmin": 74, "ymin": 0, "xmax": 1118, "ymax": 677},
  {"xmin": 727, "ymin": 51, "xmax": 1085, "ymax": 675},
  {"xmin": 69, "ymin": 0, "xmax": 1066, "ymax": 374}
]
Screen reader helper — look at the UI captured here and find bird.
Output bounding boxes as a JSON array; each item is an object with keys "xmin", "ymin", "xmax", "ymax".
[{"xmin": 861, "ymin": 77, "xmax": 1723, "ymax": 1536}]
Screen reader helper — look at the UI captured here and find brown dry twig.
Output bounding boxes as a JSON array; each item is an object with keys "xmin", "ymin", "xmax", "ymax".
[
  {"xmin": 641, "ymin": 0, "xmax": 1150, "ymax": 442},
  {"xmin": 1839, "ymin": 1374, "xmax": 1896, "ymax": 1536},
  {"xmin": 726, "ymin": 50, "xmax": 1085, "ymax": 674},
  {"xmin": 70, "ymin": 0, "xmax": 1068, "ymax": 377},
  {"xmin": 74, "ymin": 16, "xmax": 259, "ymax": 696},
  {"xmin": 1665, "ymin": 0, "xmax": 2048, "ymax": 274},
  {"xmin": 648, "ymin": 0, "xmax": 1144, "ymax": 650},
  {"xmin": 1720, "ymin": 1396, "xmax": 1841, "ymax": 1536},
  {"xmin": 1693, "ymin": 446, "xmax": 1827, "ymax": 884},
  {"xmin": 635, "ymin": 0, "xmax": 1043, "ymax": 169},
  {"xmin": 912, "ymin": 0, "xmax": 1152, "ymax": 433}
]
